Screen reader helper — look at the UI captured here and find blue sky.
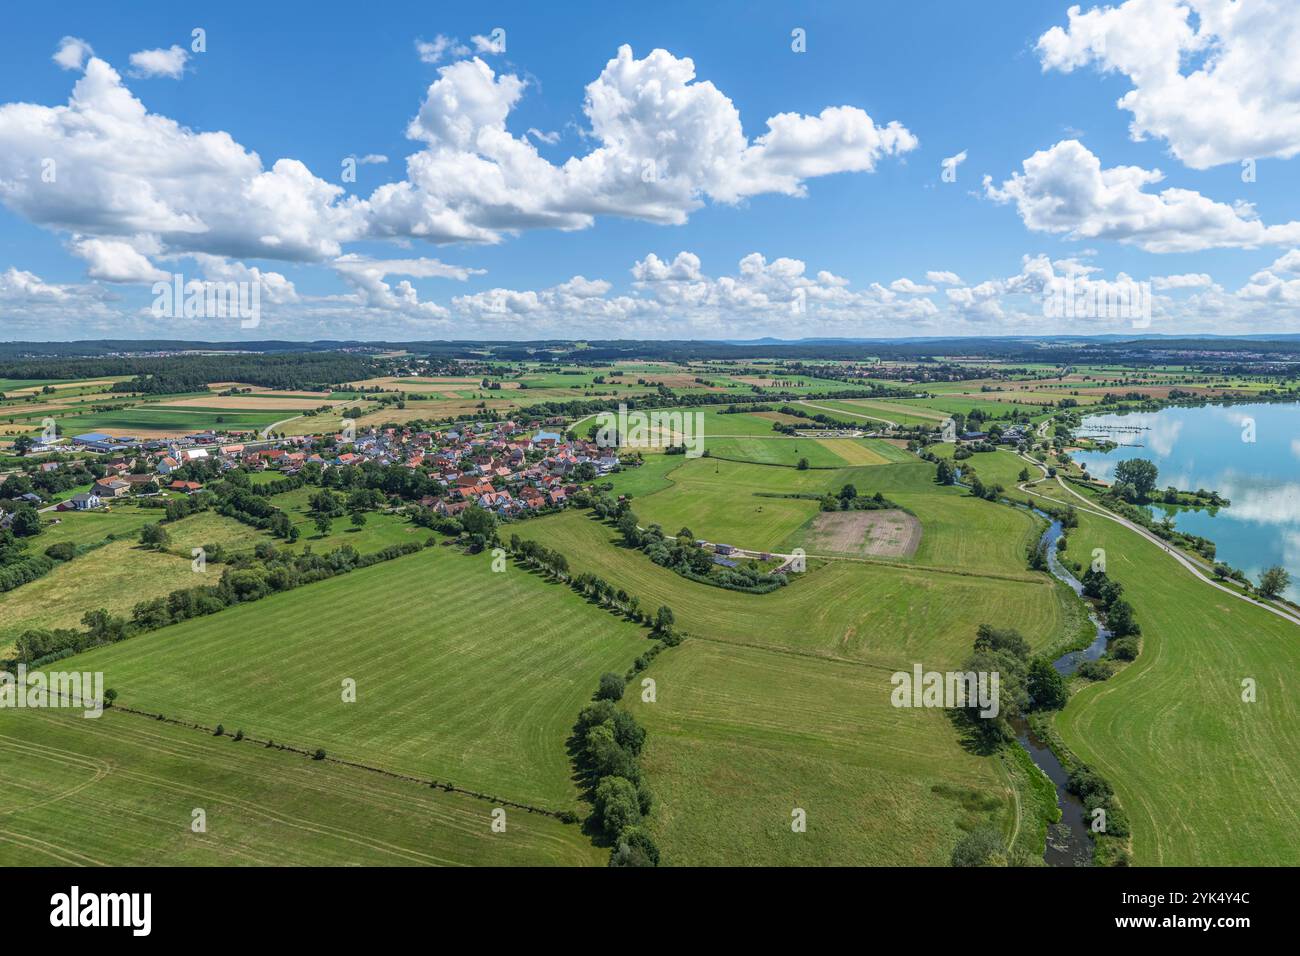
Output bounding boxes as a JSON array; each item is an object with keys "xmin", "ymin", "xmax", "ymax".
[{"xmin": 2, "ymin": 0, "xmax": 1299, "ymax": 340}]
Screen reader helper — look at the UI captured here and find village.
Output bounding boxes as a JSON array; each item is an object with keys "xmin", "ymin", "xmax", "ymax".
[{"xmin": 2, "ymin": 416, "xmax": 629, "ymax": 522}]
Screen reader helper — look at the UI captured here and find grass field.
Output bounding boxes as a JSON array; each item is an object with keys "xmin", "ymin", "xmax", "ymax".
[
  {"xmin": 628, "ymin": 457, "xmax": 833, "ymax": 548},
  {"xmin": 845, "ymin": 460, "xmax": 1045, "ymax": 575},
  {"xmin": 268, "ymin": 486, "xmax": 425, "ymax": 553},
  {"xmin": 0, "ymin": 708, "xmax": 598, "ymax": 866},
  {"xmin": 521, "ymin": 510, "xmax": 1065, "ymax": 668},
  {"xmin": 38, "ymin": 501, "xmax": 165, "ymax": 548},
  {"xmin": 0, "ymin": 540, "xmax": 202, "ymax": 646},
  {"xmin": 626, "ymin": 638, "xmax": 1013, "ymax": 865},
  {"xmin": 1055, "ymin": 510, "xmax": 1300, "ymax": 864},
  {"xmin": 704, "ymin": 435, "xmax": 854, "ymax": 468},
  {"xmin": 931, "ymin": 445, "xmax": 1035, "ymax": 491},
  {"xmin": 63, "ymin": 544, "xmax": 650, "ymax": 812},
  {"xmin": 49, "ymin": 406, "xmax": 292, "ymax": 437},
  {"xmin": 601, "ymin": 454, "xmax": 684, "ymax": 498},
  {"xmin": 157, "ymin": 510, "xmax": 276, "ymax": 555},
  {"xmin": 810, "ymin": 398, "xmax": 947, "ymax": 427}
]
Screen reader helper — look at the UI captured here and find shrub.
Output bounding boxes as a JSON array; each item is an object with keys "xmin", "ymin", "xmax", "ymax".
[
  {"xmin": 950, "ymin": 826, "xmax": 1005, "ymax": 867},
  {"xmin": 1109, "ymin": 636, "xmax": 1140, "ymax": 661},
  {"xmin": 596, "ymin": 672, "xmax": 626, "ymax": 701},
  {"xmin": 44, "ymin": 542, "xmax": 77, "ymax": 561},
  {"xmin": 609, "ymin": 825, "xmax": 660, "ymax": 867},
  {"xmin": 1076, "ymin": 659, "xmax": 1115, "ymax": 681},
  {"xmin": 593, "ymin": 776, "xmax": 642, "ymax": 837}
]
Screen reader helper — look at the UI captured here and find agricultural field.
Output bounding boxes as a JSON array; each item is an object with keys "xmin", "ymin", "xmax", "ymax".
[
  {"xmin": 520, "ymin": 509, "xmax": 1067, "ymax": 668},
  {"xmin": 626, "ymin": 456, "xmax": 838, "ymax": 548},
  {"xmin": 62, "ymin": 544, "xmax": 651, "ymax": 813},
  {"xmin": 790, "ymin": 509, "xmax": 921, "ymax": 559},
  {"xmin": 0, "ymin": 539, "xmax": 200, "ymax": 647},
  {"xmin": 1055, "ymin": 511, "xmax": 1300, "ymax": 865},
  {"xmin": 47, "ymin": 405, "xmax": 294, "ymax": 438},
  {"xmin": 3, "ymin": 348, "xmax": 1296, "ymax": 875},
  {"xmin": 804, "ymin": 398, "xmax": 948, "ymax": 428},
  {"xmin": 0, "ymin": 708, "xmax": 597, "ymax": 866},
  {"xmin": 626, "ymin": 638, "xmax": 1012, "ymax": 865}
]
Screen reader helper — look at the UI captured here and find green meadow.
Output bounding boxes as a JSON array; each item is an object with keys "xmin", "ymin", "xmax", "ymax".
[
  {"xmin": 807, "ymin": 398, "xmax": 946, "ymax": 427},
  {"xmin": 521, "ymin": 510, "xmax": 1066, "ymax": 669},
  {"xmin": 47, "ymin": 405, "xmax": 292, "ymax": 436},
  {"xmin": 1055, "ymin": 510, "xmax": 1300, "ymax": 865},
  {"xmin": 64, "ymin": 545, "xmax": 650, "ymax": 812},
  {"xmin": 0, "ymin": 708, "xmax": 598, "ymax": 866},
  {"xmin": 0, "ymin": 539, "xmax": 202, "ymax": 647},
  {"xmin": 626, "ymin": 638, "xmax": 1013, "ymax": 865}
]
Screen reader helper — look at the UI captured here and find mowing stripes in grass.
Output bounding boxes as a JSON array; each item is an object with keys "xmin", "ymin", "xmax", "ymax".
[{"xmin": 65, "ymin": 544, "xmax": 651, "ymax": 812}]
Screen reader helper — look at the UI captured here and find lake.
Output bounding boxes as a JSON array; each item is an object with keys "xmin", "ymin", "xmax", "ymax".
[{"xmin": 1072, "ymin": 401, "xmax": 1300, "ymax": 601}]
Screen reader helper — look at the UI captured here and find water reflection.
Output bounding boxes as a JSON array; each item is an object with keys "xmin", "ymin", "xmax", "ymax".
[{"xmin": 1073, "ymin": 402, "xmax": 1300, "ymax": 600}]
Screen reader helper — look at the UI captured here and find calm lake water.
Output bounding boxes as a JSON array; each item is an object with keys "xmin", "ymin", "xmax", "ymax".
[{"xmin": 1072, "ymin": 402, "xmax": 1300, "ymax": 602}]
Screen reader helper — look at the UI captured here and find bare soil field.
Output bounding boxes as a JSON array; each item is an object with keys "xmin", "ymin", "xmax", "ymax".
[
  {"xmin": 159, "ymin": 395, "xmax": 340, "ymax": 410},
  {"xmin": 341, "ymin": 376, "xmax": 474, "ymax": 393},
  {"xmin": 208, "ymin": 382, "xmax": 334, "ymax": 398},
  {"xmin": 802, "ymin": 509, "xmax": 921, "ymax": 558},
  {"xmin": 2, "ymin": 379, "xmax": 119, "ymax": 395}
]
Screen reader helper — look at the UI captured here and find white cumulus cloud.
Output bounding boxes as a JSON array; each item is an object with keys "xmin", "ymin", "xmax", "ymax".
[
  {"xmin": 1038, "ymin": 1, "xmax": 1300, "ymax": 169},
  {"xmin": 128, "ymin": 45, "xmax": 189, "ymax": 79},
  {"xmin": 983, "ymin": 140, "xmax": 1300, "ymax": 252}
]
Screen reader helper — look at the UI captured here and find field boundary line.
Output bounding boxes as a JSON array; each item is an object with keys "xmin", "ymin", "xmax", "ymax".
[{"xmin": 91, "ymin": 702, "xmax": 580, "ymax": 821}]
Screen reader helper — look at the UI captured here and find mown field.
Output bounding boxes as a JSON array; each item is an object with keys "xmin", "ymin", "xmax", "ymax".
[
  {"xmin": 627, "ymin": 457, "xmax": 834, "ymax": 548},
  {"xmin": 602, "ymin": 454, "xmax": 683, "ymax": 498},
  {"xmin": 626, "ymin": 638, "xmax": 1013, "ymax": 865},
  {"xmin": 519, "ymin": 439, "xmax": 1079, "ymax": 865},
  {"xmin": 621, "ymin": 455, "xmax": 1045, "ymax": 576},
  {"xmin": 48, "ymin": 405, "xmax": 294, "ymax": 437},
  {"xmin": 521, "ymin": 510, "xmax": 1065, "ymax": 669},
  {"xmin": 808, "ymin": 398, "xmax": 947, "ymax": 427},
  {"xmin": 1055, "ymin": 510, "xmax": 1300, "ymax": 865},
  {"xmin": 63, "ymin": 544, "xmax": 650, "ymax": 812},
  {"xmin": 0, "ymin": 708, "xmax": 598, "ymax": 866},
  {"xmin": 846, "ymin": 459, "xmax": 1044, "ymax": 575},
  {"xmin": 704, "ymin": 436, "xmax": 854, "ymax": 468}
]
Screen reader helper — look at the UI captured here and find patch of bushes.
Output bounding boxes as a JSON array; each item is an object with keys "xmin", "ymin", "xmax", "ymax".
[
  {"xmin": 574, "ymin": 698, "xmax": 658, "ymax": 867},
  {"xmin": 43, "ymin": 542, "xmax": 77, "ymax": 561}
]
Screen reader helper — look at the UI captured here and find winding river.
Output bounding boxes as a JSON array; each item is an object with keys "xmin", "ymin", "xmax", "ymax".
[{"xmin": 1016, "ymin": 514, "xmax": 1109, "ymax": 867}]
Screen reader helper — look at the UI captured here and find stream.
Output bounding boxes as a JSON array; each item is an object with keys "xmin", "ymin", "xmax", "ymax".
[
  {"xmin": 948, "ymin": 469, "xmax": 1108, "ymax": 864},
  {"xmin": 1017, "ymin": 513, "xmax": 1110, "ymax": 866}
]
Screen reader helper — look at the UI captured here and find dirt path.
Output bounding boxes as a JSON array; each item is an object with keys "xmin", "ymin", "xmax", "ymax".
[{"xmin": 794, "ymin": 400, "xmax": 896, "ymax": 429}]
